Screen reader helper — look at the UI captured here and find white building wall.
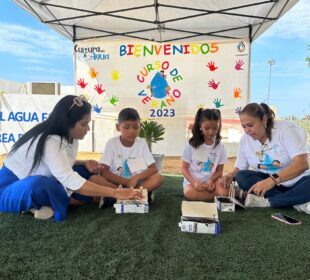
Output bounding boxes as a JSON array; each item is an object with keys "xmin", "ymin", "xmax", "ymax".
[
  {"xmin": 151, "ymin": 118, "xmax": 186, "ymax": 157},
  {"xmin": 0, "ymin": 79, "xmax": 23, "ymax": 94}
]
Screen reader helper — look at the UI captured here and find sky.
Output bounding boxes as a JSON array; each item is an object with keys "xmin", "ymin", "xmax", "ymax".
[{"xmin": 0, "ymin": 0, "xmax": 309, "ymax": 118}]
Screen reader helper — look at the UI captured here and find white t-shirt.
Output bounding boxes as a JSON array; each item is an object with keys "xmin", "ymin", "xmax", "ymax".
[
  {"xmin": 4, "ymin": 135, "xmax": 86, "ymax": 195},
  {"xmin": 100, "ymin": 136, "xmax": 155, "ymax": 178},
  {"xmin": 235, "ymin": 120, "xmax": 310, "ymax": 187},
  {"xmin": 182, "ymin": 141, "xmax": 227, "ymax": 187}
]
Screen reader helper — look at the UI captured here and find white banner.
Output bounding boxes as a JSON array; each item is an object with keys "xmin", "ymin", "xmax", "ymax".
[
  {"xmin": 0, "ymin": 94, "xmax": 59, "ymax": 154},
  {"xmin": 74, "ymin": 39, "xmax": 250, "ymax": 119},
  {"xmin": 0, "ymin": 94, "xmax": 100, "ymax": 154},
  {"xmin": 0, "ymin": 39, "xmax": 249, "ymax": 156}
]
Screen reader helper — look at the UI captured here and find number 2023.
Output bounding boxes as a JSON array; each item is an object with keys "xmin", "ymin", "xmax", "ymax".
[{"xmin": 150, "ymin": 109, "xmax": 175, "ymax": 117}]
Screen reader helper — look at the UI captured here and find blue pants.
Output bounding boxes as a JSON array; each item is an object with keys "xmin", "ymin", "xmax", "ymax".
[
  {"xmin": 0, "ymin": 165, "xmax": 93, "ymax": 221},
  {"xmin": 235, "ymin": 170, "xmax": 310, "ymax": 208}
]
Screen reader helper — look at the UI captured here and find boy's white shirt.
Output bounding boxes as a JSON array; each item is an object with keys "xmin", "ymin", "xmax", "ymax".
[
  {"xmin": 4, "ymin": 135, "xmax": 86, "ymax": 195},
  {"xmin": 100, "ymin": 136, "xmax": 155, "ymax": 175},
  {"xmin": 182, "ymin": 141, "xmax": 227, "ymax": 187},
  {"xmin": 235, "ymin": 120, "xmax": 310, "ymax": 187}
]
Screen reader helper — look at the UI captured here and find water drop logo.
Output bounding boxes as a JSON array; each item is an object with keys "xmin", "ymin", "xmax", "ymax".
[
  {"xmin": 237, "ymin": 41, "xmax": 245, "ymax": 53},
  {"xmin": 149, "ymin": 71, "xmax": 171, "ymax": 99}
]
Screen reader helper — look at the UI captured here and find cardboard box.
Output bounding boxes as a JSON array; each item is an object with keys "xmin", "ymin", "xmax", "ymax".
[
  {"xmin": 215, "ymin": 196, "xmax": 246, "ymax": 212},
  {"xmin": 114, "ymin": 188, "xmax": 149, "ymax": 214},
  {"xmin": 179, "ymin": 201, "xmax": 220, "ymax": 235},
  {"xmin": 179, "ymin": 220, "xmax": 220, "ymax": 235},
  {"xmin": 114, "ymin": 202, "xmax": 149, "ymax": 214}
]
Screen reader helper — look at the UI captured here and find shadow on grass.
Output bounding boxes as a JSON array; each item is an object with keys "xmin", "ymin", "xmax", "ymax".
[{"xmin": 0, "ymin": 175, "xmax": 309, "ymax": 280}]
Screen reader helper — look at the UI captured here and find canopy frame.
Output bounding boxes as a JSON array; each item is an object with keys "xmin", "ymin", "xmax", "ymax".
[{"xmin": 14, "ymin": 0, "xmax": 296, "ymax": 43}]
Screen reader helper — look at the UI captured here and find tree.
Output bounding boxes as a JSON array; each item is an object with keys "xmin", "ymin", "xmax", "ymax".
[{"xmin": 139, "ymin": 120, "xmax": 165, "ymax": 152}]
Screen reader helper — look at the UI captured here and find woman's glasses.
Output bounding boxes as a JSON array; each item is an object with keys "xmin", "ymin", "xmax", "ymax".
[{"xmin": 69, "ymin": 95, "xmax": 87, "ymax": 111}]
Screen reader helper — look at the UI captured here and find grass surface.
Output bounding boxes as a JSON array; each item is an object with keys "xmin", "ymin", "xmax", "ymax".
[{"xmin": 0, "ymin": 175, "xmax": 309, "ymax": 280}]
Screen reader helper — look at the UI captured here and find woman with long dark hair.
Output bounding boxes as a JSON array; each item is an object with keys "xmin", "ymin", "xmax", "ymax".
[{"xmin": 0, "ymin": 95, "xmax": 140, "ymax": 221}]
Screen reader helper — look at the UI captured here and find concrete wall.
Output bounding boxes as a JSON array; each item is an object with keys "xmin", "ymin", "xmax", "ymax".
[
  {"xmin": 78, "ymin": 117, "xmax": 242, "ymax": 158},
  {"xmin": 151, "ymin": 118, "xmax": 187, "ymax": 156},
  {"xmin": 79, "ymin": 117, "xmax": 188, "ymax": 157}
]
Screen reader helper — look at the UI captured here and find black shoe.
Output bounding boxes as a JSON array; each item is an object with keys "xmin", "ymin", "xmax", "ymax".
[
  {"xmin": 99, "ymin": 197, "xmax": 116, "ymax": 209},
  {"xmin": 148, "ymin": 191, "xmax": 155, "ymax": 204}
]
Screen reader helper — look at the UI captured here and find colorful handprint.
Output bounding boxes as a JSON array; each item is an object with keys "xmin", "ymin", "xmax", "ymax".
[
  {"xmin": 77, "ymin": 78, "xmax": 88, "ymax": 89},
  {"xmin": 213, "ymin": 98, "xmax": 224, "ymax": 108},
  {"xmin": 89, "ymin": 67, "xmax": 98, "ymax": 79},
  {"xmin": 83, "ymin": 93, "xmax": 91, "ymax": 101},
  {"xmin": 235, "ymin": 60, "xmax": 244, "ymax": 71},
  {"xmin": 197, "ymin": 104, "xmax": 204, "ymax": 109},
  {"xmin": 111, "ymin": 70, "xmax": 120, "ymax": 80},
  {"xmin": 235, "ymin": 106, "xmax": 242, "ymax": 115},
  {"xmin": 92, "ymin": 104, "xmax": 102, "ymax": 114},
  {"xmin": 110, "ymin": 95, "xmax": 119, "ymax": 106},
  {"xmin": 208, "ymin": 79, "xmax": 220, "ymax": 90},
  {"xmin": 233, "ymin": 87, "xmax": 242, "ymax": 98},
  {"xmin": 206, "ymin": 61, "xmax": 218, "ymax": 71},
  {"xmin": 94, "ymin": 84, "xmax": 105, "ymax": 95}
]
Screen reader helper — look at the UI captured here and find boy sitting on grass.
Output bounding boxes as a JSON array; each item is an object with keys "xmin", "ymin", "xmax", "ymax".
[{"xmin": 99, "ymin": 108, "xmax": 163, "ymax": 205}]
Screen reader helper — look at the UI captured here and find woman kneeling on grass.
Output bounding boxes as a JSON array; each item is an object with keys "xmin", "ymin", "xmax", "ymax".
[
  {"xmin": 0, "ymin": 95, "xmax": 141, "ymax": 221},
  {"xmin": 221, "ymin": 103, "xmax": 310, "ymax": 214}
]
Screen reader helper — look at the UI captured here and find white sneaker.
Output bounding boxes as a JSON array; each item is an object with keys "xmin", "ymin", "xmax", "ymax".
[
  {"xmin": 30, "ymin": 206, "xmax": 54, "ymax": 219},
  {"xmin": 98, "ymin": 197, "xmax": 104, "ymax": 209},
  {"xmin": 245, "ymin": 194, "xmax": 270, "ymax": 208},
  {"xmin": 293, "ymin": 202, "xmax": 310, "ymax": 215}
]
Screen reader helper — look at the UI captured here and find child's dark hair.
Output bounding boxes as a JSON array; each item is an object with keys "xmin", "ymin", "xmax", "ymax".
[
  {"xmin": 240, "ymin": 103, "xmax": 275, "ymax": 140},
  {"xmin": 189, "ymin": 108, "xmax": 222, "ymax": 148},
  {"xmin": 118, "ymin": 108, "xmax": 140, "ymax": 123}
]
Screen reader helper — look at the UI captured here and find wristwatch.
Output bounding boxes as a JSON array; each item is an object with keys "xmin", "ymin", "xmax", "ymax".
[{"xmin": 270, "ymin": 173, "xmax": 281, "ymax": 186}]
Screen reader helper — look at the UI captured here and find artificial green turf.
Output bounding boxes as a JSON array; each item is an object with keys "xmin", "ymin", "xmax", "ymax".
[{"xmin": 0, "ymin": 175, "xmax": 309, "ymax": 280}]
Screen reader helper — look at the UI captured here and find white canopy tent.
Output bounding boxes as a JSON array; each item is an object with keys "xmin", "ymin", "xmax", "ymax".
[
  {"xmin": 5, "ymin": 0, "xmax": 299, "ymax": 156},
  {"xmin": 12, "ymin": 0, "xmax": 298, "ymax": 43}
]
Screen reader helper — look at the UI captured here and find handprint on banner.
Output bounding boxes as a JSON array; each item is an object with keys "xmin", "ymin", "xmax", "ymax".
[
  {"xmin": 110, "ymin": 95, "xmax": 119, "ymax": 106},
  {"xmin": 197, "ymin": 104, "xmax": 204, "ymax": 109},
  {"xmin": 235, "ymin": 60, "xmax": 244, "ymax": 71},
  {"xmin": 83, "ymin": 93, "xmax": 91, "ymax": 102},
  {"xmin": 94, "ymin": 84, "xmax": 105, "ymax": 95},
  {"xmin": 89, "ymin": 67, "xmax": 98, "ymax": 79},
  {"xmin": 92, "ymin": 104, "xmax": 103, "ymax": 114},
  {"xmin": 111, "ymin": 70, "xmax": 120, "ymax": 80},
  {"xmin": 235, "ymin": 106, "xmax": 242, "ymax": 115},
  {"xmin": 233, "ymin": 87, "xmax": 242, "ymax": 98},
  {"xmin": 77, "ymin": 78, "xmax": 88, "ymax": 89},
  {"xmin": 208, "ymin": 79, "xmax": 220, "ymax": 90},
  {"xmin": 206, "ymin": 61, "xmax": 218, "ymax": 71},
  {"xmin": 213, "ymin": 98, "xmax": 224, "ymax": 108}
]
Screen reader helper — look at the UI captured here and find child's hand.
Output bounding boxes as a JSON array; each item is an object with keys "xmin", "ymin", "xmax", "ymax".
[
  {"xmin": 193, "ymin": 181, "xmax": 206, "ymax": 192},
  {"xmin": 220, "ymin": 174, "xmax": 234, "ymax": 188},
  {"xmin": 205, "ymin": 180, "xmax": 215, "ymax": 192},
  {"xmin": 126, "ymin": 175, "xmax": 139, "ymax": 188},
  {"xmin": 114, "ymin": 188, "xmax": 143, "ymax": 200},
  {"xmin": 84, "ymin": 160, "xmax": 104, "ymax": 174}
]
